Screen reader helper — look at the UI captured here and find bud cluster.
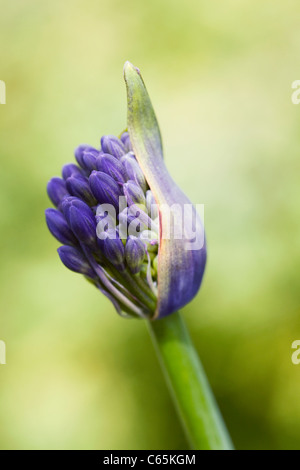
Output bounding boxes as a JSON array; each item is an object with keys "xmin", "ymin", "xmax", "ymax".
[{"xmin": 46, "ymin": 133, "xmax": 159, "ymax": 318}]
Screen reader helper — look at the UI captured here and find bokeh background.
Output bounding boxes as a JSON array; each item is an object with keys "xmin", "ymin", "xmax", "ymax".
[{"xmin": 0, "ymin": 0, "xmax": 300, "ymax": 450}]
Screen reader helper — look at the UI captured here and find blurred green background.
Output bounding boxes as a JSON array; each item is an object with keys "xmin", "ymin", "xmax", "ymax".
[{"xmin": 0, "ymin": 0, "xmax": 300, "ymax": 450}]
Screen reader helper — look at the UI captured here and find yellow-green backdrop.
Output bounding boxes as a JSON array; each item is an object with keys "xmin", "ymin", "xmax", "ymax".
[{"xmin": 0, "ymin": 0, "xmax": 300, "ymax": 450}]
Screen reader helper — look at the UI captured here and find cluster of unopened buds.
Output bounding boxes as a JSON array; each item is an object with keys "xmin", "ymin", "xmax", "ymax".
[
  {"xmin": 45, "ymin": 62, "xmax": 206, "ymax": 321},
  {"xmin": 46, "ymin": 133, "xmax": 160, "ymax": 319}
]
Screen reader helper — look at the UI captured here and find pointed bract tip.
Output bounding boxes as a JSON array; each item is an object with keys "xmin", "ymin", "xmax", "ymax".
[{"xmin": 123, "ymin": 61, "xmax": 141, "ymax": 79}]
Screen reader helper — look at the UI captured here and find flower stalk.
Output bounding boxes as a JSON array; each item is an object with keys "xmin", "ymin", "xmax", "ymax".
[
  {"xmin": 45, "ymin": 62, "xmax": 233, "ymax": 449},
  {"xmin": 148, "ymin": 311, "xmax": 234, "ymax": 450}
]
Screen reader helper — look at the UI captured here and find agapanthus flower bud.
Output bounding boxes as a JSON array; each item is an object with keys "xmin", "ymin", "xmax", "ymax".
[
  {"xmin": 119, "ymin": 205, "xmax": 157, "ymax": 239},
  {"xmin": 128, "ymin": 205, "xmax": 157, "ymax": 232},
  {"xmin": 45, "ymin": 208, "xmax": 78, "ymax": 246},
  {"xmin": 61, "ymin": 197, "xmax": 94, "ymax": 224},
  {"xmin": 120, "ymin": 131, "xmax": 133, "ymax": 152},
  {"xmin": 118, "ymin": 208, "xmax": 148, "ymax": 239},
  {"xmin": 57, "ymin": 246, "xmax": 95, "ymax": 278},
  {"xmin": 99, "ymin": 230, "xmax": 125, "ymax": 271},
  {"xmin": 62, "ymin": 163, "xmax": 84, "ymax": 180},
  {"xmin": 82, "ymin": 149, "xmax": 99, "ymax": 171},
  {"xmin": 47, "ymin": 177, "xmax": 70, "ymax": 207},
  {"xmin": 66, "ymin": 174, "xmax": 97, "ymax": 205},
  {"xmin": 101, "ymin": 135, "xmax": 126, "ymax": 159},
  {"xmin": 61, "ymin": 197, "xmax": 97, "ymax": 246},
  {"xmin": 122, "ymin": 153, "xmax": 147, "ymax": 193},
  {"xmin": 123, "ymin": 180, "xmax": 146, "ymax": 207},
  {"xmin": 46, "ymin": 62, "xmax": 206, "ymax": 321},
  {"xmin": 70, "ymin": 208, "xmax": 96, "ymax": 245},
  {"xmin": 96, "ymin": 211, "xmax": 116, "ymax": 235},
  {"xmin": 89, "ymin": 171, "xmax": 122, "ymax": 209},
  {"xmin": 74, "ymin": 145, "xmax": 97, "ymax": 168},
  {"xmin": 125, "ymin": 236, "xmax": 145, "ymax": 274},
  {"xmin": 96, "ymin": 153, "xmax": 126, "ymax": 183}
]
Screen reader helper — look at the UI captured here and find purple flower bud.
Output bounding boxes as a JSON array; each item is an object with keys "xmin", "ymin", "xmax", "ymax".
[
  {"xmin": 120, "ymin": 132, "xmax": 133, "ymax": 152},
  {"xmin": 61, "ymin": 197, "xmax": 95, "ymax": 224},
  {"xmin": 45, "ymin": 208, "xmax": 78, "ymax": 246},
  {"xmin": 118, "ymin": 207, "xmax": 150, "ymax": 238},
  {"xmin": 123, "ymin": 180, "xmax": 146, "ymax": 206},
  {"xmin": 66, "ymin": 174, "xmax": 97, "ymax": 205},
  {"xmin": 125, "ymin": 236, "xmax": 145, "ymax": 274},
  {"xmin": 100, "ymin": 230, "xmax": 125, "ymax": 270},
  {"xmin": 89, "ymin": 171, "xmax": 122, "ymax": 209},
  {"xmin": 74, "ymin": 145, "xmax": 98, "ymax": 168},
  {"xmin": 47, "ymin": 177, "xmax": 70, "ymax": 207},
  {"xmin": 61, "ymin": 197, "xmax": 97, "ymax": 245},
  {"xmin": 62, "ymin": 164, "xmax": 84, "ymax": 180},
  {"xmin": 96, "ymin": 211, "xmax": 116, "ymax": 234},
  {"xmin": 122, "ymin": 153, "xmax": 147, "ymax": 192},
  {"xmin": 96, "ymin": 153, "xmax": 126, "ymax": 183},
  {"xmin": 101, "ymin": 135, "xmax": 126, "ymax": 159},
  {"xmin": 70, "ymin": 207, "xmax": 96, "ymax": 245},
  {"xmin": 82, "ymin": 149, "xmax": 99, "ymax": 171},
  {"xmin": 128, "ymin": 205, "xmax": 156, "ymax": 232},
  {"xmin": 118, "ymin": 208, "xmax": 136, "ymax": 226},
  {"xmin": 118, "ymin": 208, "xmax": 137, "ymax": 238},
  {"xmin": 57, "ymin": 246, "xmax": 95, "ymax": 277}
]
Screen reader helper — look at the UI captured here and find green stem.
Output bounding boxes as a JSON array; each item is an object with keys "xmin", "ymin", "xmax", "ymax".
[{"xmin": 147, "ymin": 311, "xmax": 234, "ymax": 450}]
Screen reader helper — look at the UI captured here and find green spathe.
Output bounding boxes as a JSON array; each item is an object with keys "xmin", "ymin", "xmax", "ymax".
[{"xmin": 123, "ymin": 61, "xmax": 207, "ymax": 319}]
